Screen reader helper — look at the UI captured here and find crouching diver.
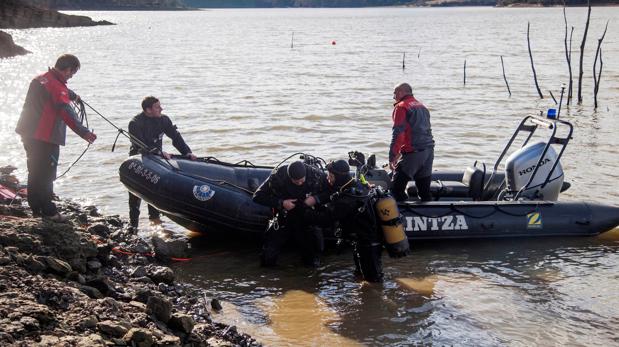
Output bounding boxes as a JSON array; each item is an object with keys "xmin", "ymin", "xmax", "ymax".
[
  {"xmin": 305, "ymin": 160, "xmax": 410, "ymax": 283},
  {"xmin": 252, "ymin": 160, "xmax": 330, "ymax": 268}
]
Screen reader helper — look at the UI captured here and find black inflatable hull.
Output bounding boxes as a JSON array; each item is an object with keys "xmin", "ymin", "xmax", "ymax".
[{"xmin": 119, "ymin": 155, "xmax": 619, "ymax": 239}]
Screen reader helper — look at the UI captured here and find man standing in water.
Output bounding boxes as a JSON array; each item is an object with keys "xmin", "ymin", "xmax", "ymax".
[
  {"xmin": 389, "ymin": 83, "xmax": 435, "ymax": 202},
  {"xmin": 127, "ymin": 96, "xmax": 197, "ymax": 230},
  {"xmin": 253, "ymin": 160, "xmax": 329, "ymax": 268},
  {"xmin": 15, "ymin": 54, "xmax": 97, "ymax": 222}
]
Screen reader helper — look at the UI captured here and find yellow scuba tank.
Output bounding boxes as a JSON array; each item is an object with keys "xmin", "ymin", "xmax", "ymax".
[{"xmin": 375, "ymin": 195, "xmax": 410, "ymax": 258}]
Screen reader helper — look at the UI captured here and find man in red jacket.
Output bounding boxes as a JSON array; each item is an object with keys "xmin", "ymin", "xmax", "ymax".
[
  {"xmin": 389, "ymin": 83, "xmax": 434, "ymax": 202},
  {"xmin": 15, "ymin": 54, "xmax": 97, "ymax": 222}
]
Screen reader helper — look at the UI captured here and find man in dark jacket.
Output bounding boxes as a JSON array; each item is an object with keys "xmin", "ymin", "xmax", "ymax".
[
  {"xmin": 389, "ymin": 82, "xmax": 435, "ymax": 202},
  {"xmin": 15, "ymin": 54, "xmax": 97, "ymax": 222},
  {"xmin": 127, "ymin": 96, "xmax": 197, "ymax": 229},
  {"xmin": 305, "ymin": 160, "xmax": 384, "ymax": 283},
  {"xmin": 252, "ymin": 160, "xmax": 329, "ymax": 267}
]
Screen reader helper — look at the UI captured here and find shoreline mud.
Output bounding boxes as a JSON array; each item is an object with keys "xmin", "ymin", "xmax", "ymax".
[{"xmin": 0, "ymin": 196, "xmax": 261, "ymax": 346}]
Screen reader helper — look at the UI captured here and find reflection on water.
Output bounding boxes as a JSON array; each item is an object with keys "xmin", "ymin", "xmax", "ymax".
[{"xmin": 172, "ymin": 232, "xmax": 619, "ymax": 346}]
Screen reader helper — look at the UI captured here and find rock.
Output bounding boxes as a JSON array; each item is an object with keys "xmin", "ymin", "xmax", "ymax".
[
  {"xmin": 85, "ymin": 277, "xmax": 112, "ymax": 295},
  {"xmin": 211, "ymin": 298, "xmax": 223, "ymax": 312},
  {"xmin": 207, "ymin": 336, "xmax": 235, "ymax": 347},
  {"xmin": 123, "ymin": 328, "xmax": 154, "ymax": 347},
  {"xmin": 97, "ymin": 320, "xmax": 128, "ymax": 337},
  {"xmin": 0, "ymin": 256, "xmax": 10, "ymax": 265},
  {"xmin": 79, "ymin": 285, "xmax": 103, "ymax": 299},
  {"xmin": 151, "ymin": 235, "xmax": 189, "ymax": 260},
  {"xmin": 158, "ymin": 334, "xmax": 181, "ymax": 345},
  {"xmin": 87, "ymin": 224, "xmax": 110, "ymax": 238},
  {"xmin": 23, "ymin": 254, "xmax": 46, "ymax": 273},
  {"xmin": 87, "ymin": 259, "xmax": 102, "ymax": 271},
  {"xmin": 146, "ymin": 296, "xmax": 172, "ymax": 323},
  {"xmin": 44, "ymin": 256, "xmax": 72, "ymax": 275},
  {"xmin": 0, "ymin": 30, "xmax": 29, "ymax": 58},
  {"xmin": 147, "ymin": 265, "xmax": 174, "ymax": 284},
  {"xmin": 79, "ymin": 315, "xmax": 98, "ymax": 330},
  {"xmin": 168, "ymin": 313, "xmax": 194, "ymax": 334},
  {"xmin": 0, "ymin": 0, "xmax": 114, "ymax": 29},
  {"xmin": 67, "ymin": 271, "xmax": 86, "ymax": 284},
  {"xmin": 130, "ymin": 266, "xmax": 147, "ymax": 278},
  {"xmin": 133, "ymin": 288, "xmax": 154, "ymax": 303}
]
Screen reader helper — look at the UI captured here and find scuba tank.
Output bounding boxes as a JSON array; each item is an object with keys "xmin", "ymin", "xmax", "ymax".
[{"xmin": 375, "ymin": 190, "xmax": 410, "ymax": 258}]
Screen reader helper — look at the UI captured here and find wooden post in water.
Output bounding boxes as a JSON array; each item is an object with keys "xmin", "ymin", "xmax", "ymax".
[
  {"xmin": 549, "ymin": 90, "xmax": 557, "ymax": 104},
  {"xmin": 577, "ymin": 1, "xmax": 591, "ymax": 105},
  {"xmin": 402, "ymin": 52, "xmax": 406, "ymax": 70},
  {"xmin": 418, "ymin": 47, "xmax": 421, "ymax": 59},
  {"xmin": 527, "ymin": 22, "xmax": 543, "ymax": 99},
  {"xmin": 500, "ymin": 56, "xmax": 511, "ymax": 97},
  {"xmin": 463, "ymin": 59, "xmax": 466, "ymax": 86},
  {"xmin": 563, "ymin": 5, "xmax": 574, "ymax": 105},
  {"xmin": 291, "ymin": 31, "xmax": 294, "ymax": 49},
  {"xmin": 593, "ymin": 21, "xmax": 608, "ymax": 109}
]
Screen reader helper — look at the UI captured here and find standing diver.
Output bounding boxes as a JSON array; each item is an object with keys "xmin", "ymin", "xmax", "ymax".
[{"xmin": 304, "ymin": 160, "xmax": 408, "ymax": 283}]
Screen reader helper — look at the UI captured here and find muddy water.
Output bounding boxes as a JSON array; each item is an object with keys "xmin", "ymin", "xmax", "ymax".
[{"xmin": 2, "ymin": 7, "xmax": 619, "ymax": 346}]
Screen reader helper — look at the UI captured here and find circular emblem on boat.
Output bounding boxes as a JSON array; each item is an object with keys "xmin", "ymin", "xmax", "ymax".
[{"xmin": 193, "ymin": 184, "xmax": 215, "ymax": 201}]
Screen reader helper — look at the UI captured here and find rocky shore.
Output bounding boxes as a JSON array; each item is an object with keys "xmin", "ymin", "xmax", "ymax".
[
  {"xmin": 0, "ymin": 0, "xmax": 113, "ymax": 59},
  {"xmin": 0, "ymin": 30, "xmax": 29, "ymax": 58},
  {"xmin": 0, "ymin": 194, "xmax": 261, "ymax": 346}
]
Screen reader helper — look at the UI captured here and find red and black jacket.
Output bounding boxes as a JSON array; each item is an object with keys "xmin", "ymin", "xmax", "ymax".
[
  {"xmin": 15, "ymin": 69, "xmax": 90, "ymax": 145},
  {"xmin": 389, "ymin": 95, "xmax": 435, "ymax": 164}
]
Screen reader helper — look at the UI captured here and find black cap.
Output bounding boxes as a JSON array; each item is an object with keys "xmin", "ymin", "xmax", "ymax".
[
  {"xmin": 287, "ymin": 161, "xmax": 306, "ymax": 180},
  {"xmin": 327, "ymin": 160, "xmax": 350, "ymax": 176}
]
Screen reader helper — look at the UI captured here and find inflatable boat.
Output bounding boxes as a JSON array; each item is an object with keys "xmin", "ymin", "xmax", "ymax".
[{"xmin": 119, "ymin": 115, "xmax": 619, "ymax": 240}]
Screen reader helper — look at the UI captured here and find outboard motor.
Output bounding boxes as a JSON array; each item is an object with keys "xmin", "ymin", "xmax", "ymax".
[{"xmin": 504, "ymin": 141, "xmax": 564, "ymax": 201}]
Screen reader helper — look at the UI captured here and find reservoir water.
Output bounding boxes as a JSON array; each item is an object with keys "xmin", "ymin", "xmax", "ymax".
[{"xmin": 1, "ymin": 7, "xmax": 618, "ymax": 346}]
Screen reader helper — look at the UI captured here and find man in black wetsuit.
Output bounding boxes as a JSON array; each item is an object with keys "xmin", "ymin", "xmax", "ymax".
[
  {"xmin": 127, "ymin": 96, "xmax": 197, "ymax": 229},
  {"xmin": 252, "ymin": 160, "xmax": 330, "ymax": 267},
  {"xmin": 305, "ymin": 160, "xmax": 384, "ymax": 282}
]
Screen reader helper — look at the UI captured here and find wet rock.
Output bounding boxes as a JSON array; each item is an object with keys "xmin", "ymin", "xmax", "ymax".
[
  {"xmin": 44, "ymin": 256, "xmax": 72, "ymax": 276},
  {"xmin": 168, "ymin": 313, "xmax": 195, "ymax": 334},
  {"xmin": 76, "ymin": 213, "xmax": 88, "ymax": 224},
  {"xmin": 146, "ymin": 296, "xmax": 172, "ymax": 323},
  {"xmin": 87, "ymin": 223, "xmax": 110, "ymax": 238},
  {"xmin": 151, "ymin": 234, "xmax": 189, "ymax": 260},
  {"xmin": 211, "ymin": 298, "xmax": 223, "ymax": 312},
  {"xmin": 131, "ymin": 266, "xmax": 147, "ymax": 278},
  {"xmin": 123, "ymin": 328, "xmax": 154, "ymax": 347},
  {"xmin": 97, "ymin": 320, "xmax": 128, "ymax": 337},
  {"xmin": 147, "ymin": 265, "xmax": 174, "ymax": 284},
  {"xmin": 0, "ymin": 256, "xmax": 10, "ymax": 265}
]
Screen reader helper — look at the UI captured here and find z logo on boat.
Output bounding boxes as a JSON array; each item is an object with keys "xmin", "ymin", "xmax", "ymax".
[
  {"xmin": 193, "ymin": 184, "xmax": 215, "ymax": 201},
  {"xmin": 527, "ymin": 212, "xmax": 542, "ymax": 229}
]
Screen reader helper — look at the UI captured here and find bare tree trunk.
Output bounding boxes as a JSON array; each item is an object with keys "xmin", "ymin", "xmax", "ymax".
[
  {"xmin": 501, "ymin": 56, "xmax": 511, "ymax": 97},
  {"xmin": 463, "ymin": 59, "xmax": 466, "ymax": 86},
  {"xmin": 577, "ymin": 1, "xmax": 591, "ymax": 105},
  {"xmin": 527, "ymin": 22, "xmax": 543, "ymax": 99},
  {"xmin": 593, "ymin": 22, "xmax": 608, "ymax": 109},
  {"xmin": 563, "ymin": 5, "xmax": 574, "ymax": 105}
]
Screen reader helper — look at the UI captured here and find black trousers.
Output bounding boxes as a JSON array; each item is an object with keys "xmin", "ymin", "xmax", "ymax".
[
  {"xmin": 353, "ymin": 243, "xmax": 384, "ymax": 283},
  {"xmin": 22, "ymin": 138, "xmax": 59, "ymax": 216},
  {"xmin": 128, "ymin": 192, "xmax": 160, "ymax": 227},
  {"xmin": 261, "ymin": 213, "xmax": 324, "ymax": 267}
]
